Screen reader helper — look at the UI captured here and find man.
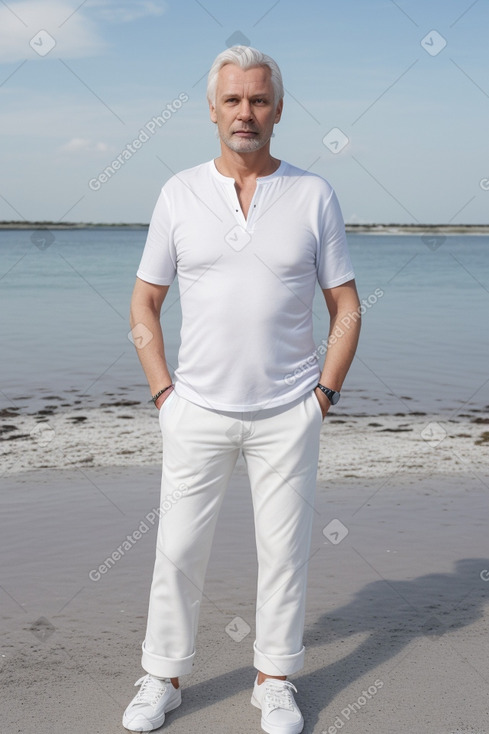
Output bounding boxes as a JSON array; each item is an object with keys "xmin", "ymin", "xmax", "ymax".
[{"xmin": 124, "ymin": 46, "xmax": 360, "ymax": 734}]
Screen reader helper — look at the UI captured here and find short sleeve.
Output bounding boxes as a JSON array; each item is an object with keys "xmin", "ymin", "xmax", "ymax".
[
  {"xmin": 317, "ymin": 189, "xmax": 355, "ymax": 289},
  {"xmin": 136, "ymin": 188, "xmax": 177, "ymax": 286}
]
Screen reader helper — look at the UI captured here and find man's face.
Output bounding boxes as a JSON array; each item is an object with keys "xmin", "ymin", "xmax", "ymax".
[{"xmin": 209, "ymin": 64, "xmax": 283, "ymax": 154}]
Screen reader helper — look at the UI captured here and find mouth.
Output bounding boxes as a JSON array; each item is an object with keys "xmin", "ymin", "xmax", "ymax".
[{"xmin": 233, "ymin": 130, "xmax": 258, "ymax": 137}]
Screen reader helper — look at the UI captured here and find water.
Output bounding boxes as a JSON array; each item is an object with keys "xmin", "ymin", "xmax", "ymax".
[{"xmin": 1, "ymin": 228, "xmax": 488, "ymax": 416}]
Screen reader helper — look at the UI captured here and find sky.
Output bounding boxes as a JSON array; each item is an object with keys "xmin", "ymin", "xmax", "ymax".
[{"xmin": 0, "ymin": 0, "xmax": 488, "ymax": 225}]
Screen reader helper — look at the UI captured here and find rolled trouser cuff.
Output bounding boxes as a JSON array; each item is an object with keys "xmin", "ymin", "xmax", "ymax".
[
  {"xmin": 253, "ymin": 640, "xmax": 305, "ymax": 677},
  {"xmin": 141, "ymin": 641, "xmax": 195, "ymax": 678}
]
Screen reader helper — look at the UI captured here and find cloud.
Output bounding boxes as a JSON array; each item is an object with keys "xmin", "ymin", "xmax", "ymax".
[
  {"xmin": 59, "ymin": 137, "xmax": 109, "ymax": 153},
  {"xmin": 86, "ymin": 0, "xmax": 167, "ymax": 23},
  {"xmin": 0, "ymin": 0, "xmax": 105, "ymax": 63},
  {"xmin": 0, "ymin": 1, "xmax": 168, "ymax": 62}
]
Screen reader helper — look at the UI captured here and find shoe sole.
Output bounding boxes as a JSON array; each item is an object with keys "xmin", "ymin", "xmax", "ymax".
[
  {"xmin": 123, "ymin": 695, "xmax": 182, "ymax": 732},
  {"xmin": 251, "ymin": 694, "xmax": 304, "ymax": 734}
]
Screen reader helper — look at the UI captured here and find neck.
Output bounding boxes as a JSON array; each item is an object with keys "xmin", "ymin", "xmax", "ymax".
[{"xmin": 214, "ymin": 145, "xmax": 280, "ymax": 182}]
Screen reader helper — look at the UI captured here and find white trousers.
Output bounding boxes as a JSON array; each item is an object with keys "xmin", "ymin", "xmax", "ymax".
[{"xmin": 141, "ymin": 389, "xmax": 322, "ymax": 678}]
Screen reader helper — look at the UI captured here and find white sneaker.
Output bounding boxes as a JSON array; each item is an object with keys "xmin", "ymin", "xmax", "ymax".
[
  {"xmin": 251, "ymin": 676, "xmax": 304, "ymax": 734},
  {"xmin": 122, "ymin": 674, "xmax": 181, "ymax": 731}
]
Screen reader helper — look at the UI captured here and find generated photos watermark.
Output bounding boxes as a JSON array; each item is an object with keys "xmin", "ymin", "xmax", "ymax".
[
  {"xmin": 128, "ymin": 322, "xmax": 154, "ymax": 349},
  {"xmin": 89, "ymin": 484, "xmax": 188, "ymax": 582},
  {"xmin": 30, "ymin": 616, "xmax": 56, "ymax": 642},
  {"xmin": 30, "ymin": 422, "xmax": 56, "ymax": 447},
  {"xmin": 89, "ymin": 93, "xmax": 189, "ymax": 191},
  {"xmin": 322, "ymin": 679, "xmax": 384, "ymax": 733},
  {"xmin": 30, "ymin": 29, "xmax": 56, "ymax": 57},
  {"xmin": 323, "ymin": 519, "xmax": 349, "ymax": 545},
  {"xmin": 30, "ymin": 228, "xmax": 56, "ymax": 251},
  {"xmin": 420, "ymin": 421, "xmax": 447, "ymax": 447},
  {"xmin": 420, "ymin": 30, "xmax": 447, "ymax": 57},
  {"xmin": 225, "ymin": 616, "xmax": 251, "ymax": 642},
  {"xmin": 323, "ymin": 127, "xmax": 349, "ymax": 154},
  {"xmin": 285, "ymin": 288, "xmax": 383, "ymax": 386}
]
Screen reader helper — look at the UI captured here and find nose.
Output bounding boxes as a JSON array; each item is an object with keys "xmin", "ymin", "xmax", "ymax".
[{"xmin": 237, "ymin": 99, "xmax": 253, "ymax": 121}]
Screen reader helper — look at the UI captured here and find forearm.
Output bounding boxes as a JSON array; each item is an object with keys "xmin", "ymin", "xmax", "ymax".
[
  {"xmin": 129, "ymin": 303, "xmax": 172, "ymax": 397},
  {"xmin": 320, "ymin": 284, "xmax": 361, "ymax": 391},
  {"xmin": 320, "ymin": 317, "xmax": 360, "ymax": 390}
]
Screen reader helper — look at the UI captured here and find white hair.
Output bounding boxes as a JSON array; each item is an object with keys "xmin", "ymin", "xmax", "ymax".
[{"xmin": 207, "ymin": 46, "xmax": 284, "ymax": 107}]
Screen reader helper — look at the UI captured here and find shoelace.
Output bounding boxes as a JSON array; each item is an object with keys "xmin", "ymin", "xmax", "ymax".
[
  {"xmin": 263, "ymin": 679, "xmax": 298, "ymax": 712},
  {"xmin": 133, "ymin": 675, "xmax": 168, "ymax": 707}
]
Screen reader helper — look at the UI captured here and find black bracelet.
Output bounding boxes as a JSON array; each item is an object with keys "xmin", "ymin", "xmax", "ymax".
[{"xmin": 151, "ymin": 384, "xmax": 173, "ymax": 404}]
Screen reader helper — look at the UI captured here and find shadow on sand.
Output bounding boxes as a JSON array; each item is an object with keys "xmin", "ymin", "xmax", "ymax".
[{"xmin": 169, "ymin": 558, "xmax": 488, "ymax": 732}]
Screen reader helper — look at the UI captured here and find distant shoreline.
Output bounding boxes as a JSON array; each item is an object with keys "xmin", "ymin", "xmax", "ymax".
[{"xmin": 0, "ymin": 221, "xmax": 488, "ymax": 234}]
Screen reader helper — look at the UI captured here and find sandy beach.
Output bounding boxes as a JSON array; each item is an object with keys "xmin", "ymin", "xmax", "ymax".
[
  {"xmin": 1, "ymin": 402, "xmax": 489, "ymax": 734},
  {"xmin": 2, "ymin": 399, "xmax": 489, "ymax": 479}
]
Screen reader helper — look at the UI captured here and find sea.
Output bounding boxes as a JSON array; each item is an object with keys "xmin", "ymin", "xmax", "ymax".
[{"xmin": 1, "ymin": 228, "xmax": 488, "ymax": 417}]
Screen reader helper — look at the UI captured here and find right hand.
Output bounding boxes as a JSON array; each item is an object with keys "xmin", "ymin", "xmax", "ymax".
[{"xmin": 314, "ymin": 386, "xmax": 330, "ymax": 420}]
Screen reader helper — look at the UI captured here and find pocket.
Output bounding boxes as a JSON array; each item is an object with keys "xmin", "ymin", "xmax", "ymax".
[
  {"xmin": 311, "ymin": 390, "xmax": 325, "ymax": 422},
  {"xmin": 158, "ymin": 389, "xmax": 177, "ymax": 423}
]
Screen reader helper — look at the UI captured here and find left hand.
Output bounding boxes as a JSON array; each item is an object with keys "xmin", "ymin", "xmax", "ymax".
[
  {"xmin": 314, "ymin": 386, "xmax": 330, "ymax": 420},
  {"xmin": 155, "ymin": 385, "xmax": 174, "ymax": 410}
]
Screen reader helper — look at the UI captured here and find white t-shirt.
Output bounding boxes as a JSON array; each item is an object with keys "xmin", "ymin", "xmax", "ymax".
[{"xmin": 137, "ymin": 159, "xmax": 355, "ymax": 411}]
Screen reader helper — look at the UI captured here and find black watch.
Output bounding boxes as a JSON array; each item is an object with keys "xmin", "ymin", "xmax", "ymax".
[{"xmin": 316, "ymin": 383, "xmax": 341, "ymax": 405}]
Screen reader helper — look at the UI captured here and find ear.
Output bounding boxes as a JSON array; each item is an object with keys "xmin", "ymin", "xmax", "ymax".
[
  {"xmin": 274, "ymin": 98, "xmax": 283, "ymax": 124},
  {"xmin": 209, "ymin": 101, "xmax": 217, "ymax": 124}
]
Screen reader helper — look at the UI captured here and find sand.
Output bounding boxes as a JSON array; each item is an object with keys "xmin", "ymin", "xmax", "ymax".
[
  {"xmin": 2, "ymin": 402, "xmax": 488, "ymax": 480},
  {"xmin": 1, "ymin": 456, "xmax": 489, "ymax": 733}
]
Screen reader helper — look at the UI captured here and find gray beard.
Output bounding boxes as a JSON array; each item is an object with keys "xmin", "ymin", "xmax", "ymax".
[{"xmin": 219, "ymin": 130, "xmax": 269, "ymax": 153}]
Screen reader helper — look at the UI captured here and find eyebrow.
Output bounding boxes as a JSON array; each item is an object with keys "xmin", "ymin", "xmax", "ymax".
[{"xmin": 220, "ymin": 91, "xmax": 271, "ymax": 99}]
